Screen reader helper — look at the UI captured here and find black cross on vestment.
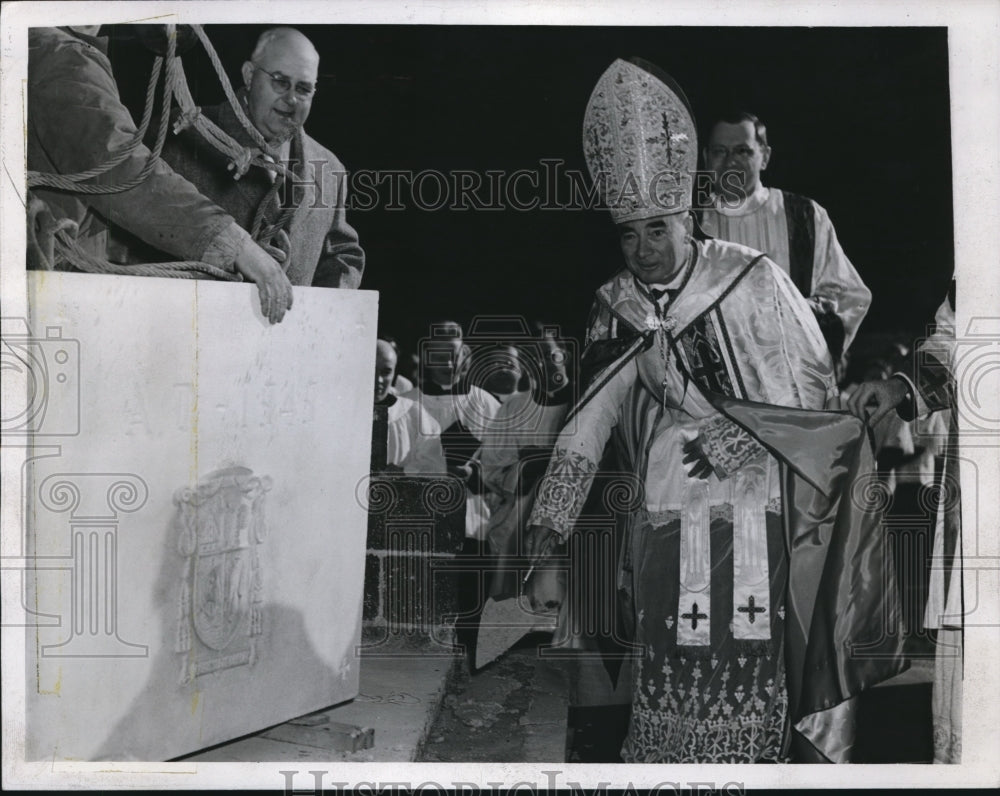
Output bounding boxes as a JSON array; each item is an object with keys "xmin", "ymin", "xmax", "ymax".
[
  {"xmin": 688, "ymin": 328, "xmax": 729, "ymax": 395},
  {"xmin": 681, "ymin": 602, "xmax": 708, "ymax": 630},
  {"xmin": 737, "ymin": 595, "xmax": 767, "ymax": 624}
]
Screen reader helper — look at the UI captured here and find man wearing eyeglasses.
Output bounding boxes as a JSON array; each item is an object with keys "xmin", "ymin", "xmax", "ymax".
[
  {"xmin": 697, "ymin": 112, "xmax": 871, "ymax": 363},
  {"xmin": 242, "ymin": 30, "xmax": 317, "ymax": 151},
  {"xmin": 149, "ymin": 26, "xmax": 365, "ymax": 289},
  {"xmin": 27, "ymin": 25, "xmax": 294, "ymax": 324}
]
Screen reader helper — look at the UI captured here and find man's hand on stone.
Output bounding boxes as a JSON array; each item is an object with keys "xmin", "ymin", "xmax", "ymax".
[
  {"xmin": 848, "ymin": 377, "xmax": 909, "ymax": 426},
  {"xmin": 234, "ymin": 240, "xmax": 294, "ymax": 324}
]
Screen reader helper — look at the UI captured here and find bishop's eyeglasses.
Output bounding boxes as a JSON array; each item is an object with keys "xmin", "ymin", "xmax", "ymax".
[{"xmin": 251, "ymin": 64, "xmax": 317, "ymax": 100}]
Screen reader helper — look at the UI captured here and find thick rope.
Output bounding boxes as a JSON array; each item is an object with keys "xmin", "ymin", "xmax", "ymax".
[
  {"xmin": 27, "ymin": 30, "xmax": 177, "ymax": 194},
  {"xmin": 166, "ymin": 54, "xmax": 252, "ymax": 176},
  {"xmin": 248, "ymin": 129, "xmax": 301, "ymax": 242},
  {"xmin": 28, "ymin": 24, "xmax": 295, "ymax": 277},
  {"xmin": 250, "ymin": 179, "xmax": 297, "ymax": 243},
  {"xmin": 26, "ymin": 56, "xmax": 164, "ymax": 187},
  {"xmin": 250, "ymin": 177, "xmax": 284, "ymax": 240},
  {"xmin": 28, "ymin": 26, "xmax": 235, "ymax": 278},
  {"xmin": 190, "ymin": 25, "xmax": 269, "ymax": 152},
  {"xmin": 52, "ymin": 228, "xmax": 242, "ymax": 281},
  {"xmin": 167, "ymin": 52, "xmax": 291, "ymax": 183}
]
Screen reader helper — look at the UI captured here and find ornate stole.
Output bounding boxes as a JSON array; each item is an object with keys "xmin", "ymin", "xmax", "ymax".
[
  {"xmin": 676, "ymin": 479, "xmax": 712, "ymax": 647},
  {"xmin": 674, "ymin": 464, "xmax": 772, "ymax": 651},
  {"xmin": 729, "ymin": 463, "xmax": 771, "ymax": 645},
  {"xmin": 669, "ymin": 273, "xmax": 773, "ymax": 654},
  {"xmin": 783, "ymin": 191, "xmax": 816, "ymax": 299}
]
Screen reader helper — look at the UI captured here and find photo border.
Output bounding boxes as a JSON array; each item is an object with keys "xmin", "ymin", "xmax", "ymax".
[{"xmin": 2, "ymin": 0, "xmax": 998, "ymax": 789}]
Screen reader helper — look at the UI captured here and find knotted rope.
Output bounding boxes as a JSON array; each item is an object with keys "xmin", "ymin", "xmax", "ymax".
[
  {"xmin": 26, "ymin": 24, "xmax": 294, "ymax": 276},
  {"xmin": 30, "ymin": 56, "xmax": 164, "ymax": 187},
  {"xmin": 185, "ymin": 24, "xmax": 299, "ymax": 246},
  {"xmin": 170, "ymin": 25, "xmax": 293, "ymax": 183},
  {"xmin": 52, "ymin": 227, "xmax": 241, "ymax": 280},
  {"xmin": 190, "ymin": 25, "xmax": 267, "ymax": 152},
  {"xmin": 26, "ymin": 31, "xmax": 176, "ymax": 194}
]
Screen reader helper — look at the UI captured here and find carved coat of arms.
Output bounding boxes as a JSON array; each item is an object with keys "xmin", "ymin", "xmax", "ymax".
[{"xmin": 173, "ymin": 467, "xmax": 272, "ymax": 683}]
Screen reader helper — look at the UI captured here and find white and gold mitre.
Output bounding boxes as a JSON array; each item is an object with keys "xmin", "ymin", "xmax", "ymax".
[{"xmin": 583, "ymin": 58, "xmax": 697, "ymax": 223}]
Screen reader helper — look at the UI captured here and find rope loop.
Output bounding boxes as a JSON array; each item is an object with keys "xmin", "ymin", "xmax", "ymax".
[
  {"xmin": 190, "ymin": 24, "xmax": 269, "ymax": 151},
  {"xmin": 28, "ymin": 24, "xmax": 299, "ymax": 280},
  {"xmin": 172, "ymin": 106, "xmax": 202, "ymax": 135},
  {"xmin": 228, "ymin": 147, "xmax": 254, "ymax": 180}
]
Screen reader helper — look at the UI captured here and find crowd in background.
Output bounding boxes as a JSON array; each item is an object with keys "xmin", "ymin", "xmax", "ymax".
[{"xmin": 371, "ymin": 323, "xmax": 946, "ymax": 660}]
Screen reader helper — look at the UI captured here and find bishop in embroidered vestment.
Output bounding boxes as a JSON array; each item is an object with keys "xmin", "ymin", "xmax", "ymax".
[{"xmin": 527, "ymin": 58, "xmax": 905, "ymax": 763}]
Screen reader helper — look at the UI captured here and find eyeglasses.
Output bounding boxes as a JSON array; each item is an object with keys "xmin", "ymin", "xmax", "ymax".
[
  {"xmin": 251, "ymin": 63, "xmax": 316, "ymax": 99},
  {"xmin": 706, "ymin": 145, "xmax": 758, "ymax": 160}
]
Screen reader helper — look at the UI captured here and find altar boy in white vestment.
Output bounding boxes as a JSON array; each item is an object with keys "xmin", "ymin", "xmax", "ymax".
[
  {"xmin": 375, "ymin": 339, "xmax": 446, "ymax": 475},
  {"xmin": 698, "ymin": 112, "xmax": 871, "ymax": 359}
]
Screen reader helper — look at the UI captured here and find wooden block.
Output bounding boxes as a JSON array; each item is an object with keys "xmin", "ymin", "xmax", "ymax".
[
  {"xmin": 288, "ymin": 713, "xmax": 331, "ymax": 727},
  {"xmin": 261, "ymin": 719, "xmax": 374, "ymax": 753},
  {"xmin": 328, "ymin": 721, "xmax": 375, "ymax": 752}
]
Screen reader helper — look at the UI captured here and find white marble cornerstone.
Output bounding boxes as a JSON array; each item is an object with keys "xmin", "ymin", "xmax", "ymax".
[{"xmin": 23, "ymin": 272, "xmax": 377, "ymax": 761}]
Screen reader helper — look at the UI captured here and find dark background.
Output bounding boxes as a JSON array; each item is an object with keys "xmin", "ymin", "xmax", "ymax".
[{"xmin": 107, "ymin": 25, "xmax": 953, "ymax": 355}]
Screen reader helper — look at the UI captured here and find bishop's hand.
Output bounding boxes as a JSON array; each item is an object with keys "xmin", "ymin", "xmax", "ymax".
[
  {"xmin": 524, "ymin": 524, "xmax": 560, "ymax": 566},
  {"xmin": 682, "ymin": 438, "xmax": 714, "ymax": 480},
  {"xmin": 523, "ymin": 525, "xmax": 565, "ymax": 615},
  {"xmin": 848, "ymin": 377, "xmax": 910, "ymax": 426}
]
